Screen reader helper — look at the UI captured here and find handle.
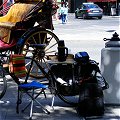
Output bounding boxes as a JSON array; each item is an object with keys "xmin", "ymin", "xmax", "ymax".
[
  {"xmin": 65, "ymin": 47, "xmax": 68, "ymax": 57},
  {"xmin": 103, "ymin": 38, "xmax": 111, "ymax": 41}
]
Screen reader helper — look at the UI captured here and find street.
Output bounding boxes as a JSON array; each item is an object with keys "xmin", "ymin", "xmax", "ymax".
[{"xmin": 53, "ymin": 14, "xmax": 120, "ymax": 65}]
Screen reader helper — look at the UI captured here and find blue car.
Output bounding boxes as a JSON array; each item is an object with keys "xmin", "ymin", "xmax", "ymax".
[{"xmin": 75, "ymin": 3, "xmax": 103, "ymax": 19}]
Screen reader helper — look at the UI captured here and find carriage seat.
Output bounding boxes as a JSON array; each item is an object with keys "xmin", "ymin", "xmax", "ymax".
[{"xmin": 0, "ymin": 3, "xmax": 35, "ymax": 43}]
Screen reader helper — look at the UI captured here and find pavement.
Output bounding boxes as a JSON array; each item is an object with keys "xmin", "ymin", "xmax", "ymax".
[
  {"xmin": 0, "ymin": 14, "xmax": 120, "ymax": 120},
  {"xmin": 0, "ymin": 76, "xmax": 120, "ymax": 120}
]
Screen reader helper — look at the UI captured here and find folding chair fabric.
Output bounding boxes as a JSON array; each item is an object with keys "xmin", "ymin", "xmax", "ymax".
[
  {"xmin": 17, "ymin": 80, "xmax": 50, "ymax": 119},
  {"xmin": 19, "ymin": 81, "xmax": 48, "ymax": 89}
]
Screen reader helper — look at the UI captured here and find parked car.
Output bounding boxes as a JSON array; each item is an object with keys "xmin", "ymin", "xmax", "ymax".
[{"xmin": 75, "ymin": 3, "xmax": 103, "ymax": 19}]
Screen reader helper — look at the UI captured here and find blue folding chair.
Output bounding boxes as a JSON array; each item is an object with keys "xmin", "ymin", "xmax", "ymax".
[{"xmin": 17, "ymin": 81, "xmax": 50, "ymax": 120}]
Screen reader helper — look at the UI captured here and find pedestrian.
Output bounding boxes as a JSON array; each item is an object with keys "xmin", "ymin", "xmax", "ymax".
[
  {"xmin": 59, "ymin": 5, "xmax": 68, "ymax": 24},
  {"xmin": 64, "ymin": 5, "xmax": 68, "ymax": 23},
  {"xmin": 111, "ymin": 4, "xmax": 116, "ymax": 16},
  {"xmin": 59, "ymin": 5, "xmax": 65, "ymax": 24}
]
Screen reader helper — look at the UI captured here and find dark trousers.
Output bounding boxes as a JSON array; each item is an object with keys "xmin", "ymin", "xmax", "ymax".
[{"xmin": 61, "ymin": 14, "xmax": 67, "ymax": 24}]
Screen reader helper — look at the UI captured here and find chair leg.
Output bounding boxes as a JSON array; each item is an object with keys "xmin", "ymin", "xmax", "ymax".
[
  {"xmin": 26, "ymin": 89, "xmax": 50, "ymax": 114},
  {"xmin": 29, "ymin": 89, "xmax": 35, "ymax": 120},
  {"xmin": 16, "ymin": 88, "xmax": 22, "ymax": 114},
  {"xmin": 29, "ymin": 100, "xmax": 34, "ymax": 120},
  {"xmin": 21, "ymin": 89, "xmax": 45, "ymax": 112},
  {"xmin": 34, "ymin": 98, "xmax": 50, "ymax": 114},
  {"xmin": 18, "ymin": 88, "xmax": 50, "ymax": 119},
  {"xmin": 51, "ymin": 95, "xmax": 55, "ymax": 110},
  {"xmin": 22, "ymin": 89, "xmax": 50, "ymax": 120}
]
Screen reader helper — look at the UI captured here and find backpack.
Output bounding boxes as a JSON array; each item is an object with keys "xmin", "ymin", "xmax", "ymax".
[
  {"xmin": 76, "ymin": 83, "xmax": 104, "ymax": 117},
  {"xmin": 74, "ymin": 51, "xmax": 109, "ymax": 90}
]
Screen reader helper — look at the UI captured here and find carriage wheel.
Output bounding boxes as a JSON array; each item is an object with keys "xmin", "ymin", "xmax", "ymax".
[{"xmin": 19, "ymin": 27, "xmax": 59, "ymax": 79}]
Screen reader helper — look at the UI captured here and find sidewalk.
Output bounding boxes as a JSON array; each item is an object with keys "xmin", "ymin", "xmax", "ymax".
[{"xmin": 0, "ymin": 77, "xmax": 120, "ymax": 120}]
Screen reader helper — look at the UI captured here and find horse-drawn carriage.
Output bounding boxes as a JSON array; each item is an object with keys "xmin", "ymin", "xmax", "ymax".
[{"xmin": 0, "ymin": 0, "xmax": 59, "ymax": 77}]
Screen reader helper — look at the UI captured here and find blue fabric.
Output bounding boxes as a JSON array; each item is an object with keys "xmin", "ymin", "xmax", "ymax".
[
  {"xmin": 19, "ymin": 81, "xmax": 48, "ymax": 89},
  {"xmin": 75, "ymin": 52, "xmax": 89, "ymax": 58},
  {"xmin": 75, "ymin": 51, "xmax": 89, "ymax": 63}
]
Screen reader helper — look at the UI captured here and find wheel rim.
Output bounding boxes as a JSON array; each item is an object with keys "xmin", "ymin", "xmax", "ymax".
[{"xmin": 21, "ymin": 29, "xmax": 59, "ymax": 78}]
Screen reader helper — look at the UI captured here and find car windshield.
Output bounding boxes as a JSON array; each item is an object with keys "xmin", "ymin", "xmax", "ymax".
[{"xmin": 86, "ymin": 4, "xmax": 99, "ymax": 9}]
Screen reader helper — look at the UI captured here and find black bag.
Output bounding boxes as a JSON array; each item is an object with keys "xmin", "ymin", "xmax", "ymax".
[
  {"xmin": 76, "ymin": 59, "xmax": 109, "ymax": 90},
  {"xmin": 76, "ymin": 83, "xmax": 104, "ymax": 117}
]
